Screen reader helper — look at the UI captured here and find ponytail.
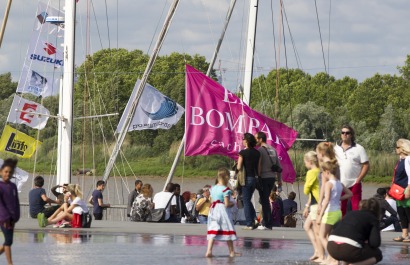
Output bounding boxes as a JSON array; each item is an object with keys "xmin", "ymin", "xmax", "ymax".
[
  {"xmin": 67, "ymin": 184, "xmax": 83, "ymax": 198},
  {"xmin": 320, "ymin": 159, "xmax": 339, "ymax": 176}
]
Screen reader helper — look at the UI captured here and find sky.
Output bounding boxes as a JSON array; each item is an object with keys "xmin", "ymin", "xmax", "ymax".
[{"xmin": 1, "ymin": 0, "xmax": 410, "ymax": 92}]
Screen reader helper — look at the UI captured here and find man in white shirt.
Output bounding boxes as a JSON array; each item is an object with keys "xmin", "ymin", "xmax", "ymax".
[
  {"xmin": 334, "ymin": 125, "xmax": 369, "ymax": 216},
  {"xmin": 153, "ymin": 183, "xmax": 177, "ymax": 222}
]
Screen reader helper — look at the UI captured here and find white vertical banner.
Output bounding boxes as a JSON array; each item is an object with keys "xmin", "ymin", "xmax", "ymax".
[
  {"xmin": 7, "ymin": 95, "xmax": 50, "ymax": 130},
  {"xmin": 27, "ymin": 35, "xmax": 64, "ymax": 68},
  {"xmin": 16, "ymin": 65, "xmax": 60, "ymax": 97}
]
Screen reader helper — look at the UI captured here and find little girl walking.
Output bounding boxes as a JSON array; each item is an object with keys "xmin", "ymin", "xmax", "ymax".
[
  {"xmin": 206, "ymin": 168, "xmax": 240, "ymax": 258},
  {"xmin": 317, "ymin": 160, "xmax": 352, "ymax": 265}
]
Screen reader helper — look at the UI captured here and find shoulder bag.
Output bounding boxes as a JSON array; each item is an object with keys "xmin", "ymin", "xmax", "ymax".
[
  {"xmin": 147, "ymin": 194, "xmax": 174, "ymax": 222},
  {"xmin": 389, "ymin": 161, "xmax": 405, "ymax": 201}
]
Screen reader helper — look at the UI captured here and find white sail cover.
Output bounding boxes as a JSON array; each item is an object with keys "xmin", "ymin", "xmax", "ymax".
[
  {"xmin": 7, "ymin": 95, "xmax": 50, "ymax": 130},
  {"xmin": 0, "ymin": 159, "xmax": 29, "ymax": 193},
  {"xmin": 116, "ymin": 80, "xmax": 185, "ymax": 132}
]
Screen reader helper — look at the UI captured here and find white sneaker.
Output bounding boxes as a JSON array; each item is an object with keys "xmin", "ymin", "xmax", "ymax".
[{"xmin": 257, "ymin": 225, "xmax": 268, "ymax": 230}]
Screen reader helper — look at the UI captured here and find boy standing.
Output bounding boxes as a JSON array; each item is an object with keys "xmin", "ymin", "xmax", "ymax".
[{"xmin": 91, "ymin": 180, "xmax": 110, "ymax": 220}]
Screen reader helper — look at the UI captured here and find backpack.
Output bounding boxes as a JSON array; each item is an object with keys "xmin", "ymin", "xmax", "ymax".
[
  {"xmin": 188, "ymin": 195, "xmax": 203, "ymax": 223},
  {"xmin": 130, "ymin": 198, "xmax": 141, "ymax": 221}
]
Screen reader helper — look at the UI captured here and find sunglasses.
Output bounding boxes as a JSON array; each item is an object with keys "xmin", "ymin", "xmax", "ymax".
[{"xmin": 341, "ymin": 131, "xmax": 351, "ymax": 135}]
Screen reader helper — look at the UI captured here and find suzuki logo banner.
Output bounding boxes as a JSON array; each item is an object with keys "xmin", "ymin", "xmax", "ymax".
[{"xmin": 184, "ymin": 65, "xmax": 298, "ymax": 183}]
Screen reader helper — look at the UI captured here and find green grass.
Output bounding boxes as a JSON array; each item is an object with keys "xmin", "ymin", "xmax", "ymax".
[{"xmin": 0, "ymin": 143, "xmax": 398, "ymax": 184}]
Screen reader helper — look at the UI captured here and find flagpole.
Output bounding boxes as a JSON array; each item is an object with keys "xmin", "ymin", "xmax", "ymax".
[
  {"xmin": 163, "ymin": 0, "xmax": 237, "ymax": 190},
  {"xmin": 57, "ymin": 0, "xmax": 76, "ymax": 185},
  {"xmin": 102, "ymin": 0, "xmax": 181, "ymax": 182},
  {"xmin": 243, "ymin": 0, "xmax": 258, "ymax": 105},
  {"xmin": 0, "ymin": 0, "xmax": 12, "ymax": 48}
]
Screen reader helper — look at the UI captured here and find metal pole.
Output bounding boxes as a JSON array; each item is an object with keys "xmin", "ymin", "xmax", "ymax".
[
  {"xmin": 242, "ymin": 0, "xmax": 258, "ymax": 105},
  {"xmin": 102, "ymin": 0, "xmax": 181, "ymax": 182},
  {"xmin": 163, "ymin": 0, "xmax": 237, "ymax": 190},
  {"xmin": 57, "ymin": 0, "xmax": 76, "ymax": 185},
  {"xmin": 0, "ymin": 0, "xmax": 12, "ymax": 48}
]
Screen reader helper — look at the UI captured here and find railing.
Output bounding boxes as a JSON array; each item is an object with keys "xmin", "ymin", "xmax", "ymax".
[{"xmin": 19, "ymin": 202, "xmax": 129, "ymax": 221}]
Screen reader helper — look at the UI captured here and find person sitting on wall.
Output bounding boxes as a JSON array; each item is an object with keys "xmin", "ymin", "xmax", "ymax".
[{"xmin": 29, "ymin": 176, "xmax": 61, "ymax": 220}]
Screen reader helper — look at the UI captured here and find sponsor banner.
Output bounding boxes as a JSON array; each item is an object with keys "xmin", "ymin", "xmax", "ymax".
[
  {"xmin": 116, "ymin": 80, "xmax": 185, "ymax": 132},
  {"xmin": 16, "ymin": 65, "xmax": 59, "ymax": 97},
  {"xmin": 35, "ymin": 1, "xmax": 65, "ymax": 37},
  {"xmin": 0, "ymin": 158, "xmax": 29, "ymax": 193},
  {"xmin": 184, "ymin": 65, "xmax": 298, "ymax": 183},
  {"xmin": 0, "ymin": 125, "xmax": 42, "ymax": 159},
  {"xmin": 27, "ymin": 35, "xmax": 64, "ymax": 67},
  {"xmin": 7, "ymin": 95, "xmax": 50, "ymax": 130}
]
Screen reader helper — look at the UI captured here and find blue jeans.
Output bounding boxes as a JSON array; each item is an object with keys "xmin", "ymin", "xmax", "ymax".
[
  {"xmin": 242, "ymin": 177, "xmax": 257, "ymax": 227},
  {"xmin": 198, "ymin": 215, "xmax": 208, "ymax": 224}
]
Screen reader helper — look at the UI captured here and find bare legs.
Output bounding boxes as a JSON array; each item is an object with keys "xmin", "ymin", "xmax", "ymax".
[
  {"xmin": 304, "ymin": 216, "xmax": 324, "ymax": 262},
  {"xmin": 0, "ymin": 245, "xmax": 13, "ymax": 265},
  {"xmin": 319, "ymin": 223, "xmax": 337, "ymax": 264},
  {"xmin": 205, "ymin": 238, "xmax": 214, "ymax": 257},
  {"xmin": 205, "ymin": 239, "xmax": 241, "ymax": 258},
  {"xmin": 47, "ymin": 211, "xmax": 73, "ymax": 225}
]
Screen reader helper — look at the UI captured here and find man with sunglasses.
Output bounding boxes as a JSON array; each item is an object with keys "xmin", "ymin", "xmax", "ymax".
[{"xmin": 335, "ymin": 125, "xmax": 369, "ymax": 216}]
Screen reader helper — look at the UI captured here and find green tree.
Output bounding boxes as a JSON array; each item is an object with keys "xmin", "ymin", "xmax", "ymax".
[{"xmin": 0, "ymin": 72, "xmax": 16, "ymax": 99}]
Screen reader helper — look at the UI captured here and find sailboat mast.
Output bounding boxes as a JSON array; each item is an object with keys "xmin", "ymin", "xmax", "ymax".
[
  {"xmin": 243, "ymin": 0, "xmax": 258, "ymax": 105},
  {"xmin": 57, "ymin": 0, "xmax": 76, "ymax": 185},
  {"xmin": 102, "ymin": 0, "xmax": 181, "ymax": 182},
  {"xmin": 0, "ymin": 0, "xmax": 12, "ymax": 48}
]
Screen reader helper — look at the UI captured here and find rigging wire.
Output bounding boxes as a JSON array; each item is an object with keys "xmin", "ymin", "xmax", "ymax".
[{"xmin": 313, "ymin": 0, "xmax": 328, "ymax": 74}]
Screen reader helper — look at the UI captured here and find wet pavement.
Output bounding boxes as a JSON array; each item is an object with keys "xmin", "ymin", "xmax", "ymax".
[{"xmin": 8, "ymin": 231, "xmax": 410, "ymax": 265}]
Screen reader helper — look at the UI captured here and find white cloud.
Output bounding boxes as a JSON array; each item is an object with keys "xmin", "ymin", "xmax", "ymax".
[{"xmin": 0, "ymin": 0, "xmax": 410, "ymax": 90}]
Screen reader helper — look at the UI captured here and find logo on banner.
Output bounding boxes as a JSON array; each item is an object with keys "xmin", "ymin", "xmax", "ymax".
[
  {"xmin": 142, "ymin": 97, "xmax": 178, "ymax": 120},
  {"xmin": 43, "ymin": 43, "xmax": 57, "ymax": 55},
  {"xmin": 19, "ymin": 103, "xmax": 38, "ymax": 123},
  {"xmin": 5, "ymin": 133, "xmax": 28, "ymax": 156},
  {"xmin": 37, "ymin": 11, "xmax": 48, "ymax": 24},
  {"xmin": 28, "ymin": 70, "xmax": 47, "ymax": 95}
]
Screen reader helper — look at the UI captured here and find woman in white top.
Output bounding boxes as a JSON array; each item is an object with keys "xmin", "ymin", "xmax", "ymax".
[{"xmin": 41, "ymin": 184, "xmax": 88, "ymax": 227}]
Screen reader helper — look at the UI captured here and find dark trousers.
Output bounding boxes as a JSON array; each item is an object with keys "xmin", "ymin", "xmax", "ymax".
[
  {"xmin": 31, "ymin": 205, "xmax": 60, "ymax": 219},
  {"xmin": 328, "ymin": 241, "xmax": 382, "ymax": 263},
  {"xmin": 258, "ymin": 178, "xmax": 275, "ymax": 228},
  {"xmin": 397, "ymin": 206, "xmax": 410, "ymax": 229},
  {"xmin": 93, "ymin": 213, "xmax": 103, "ymax": 220},
  {"xmin": 380, "ymin": 215, "xmax": 402, "ymax": 232},
  {"xmin": 242, "ymin": 177, "xmax": 257, "ymax": 227}
]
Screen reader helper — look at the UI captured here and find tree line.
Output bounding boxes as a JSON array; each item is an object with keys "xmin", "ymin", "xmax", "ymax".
[{"xmin": 1, "ymin": 49, "xmax": 409, "ymax": 158}]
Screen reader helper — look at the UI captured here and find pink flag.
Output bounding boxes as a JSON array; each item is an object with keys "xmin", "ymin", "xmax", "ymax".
[{"xmin": 184, "ymin": 64, "xmax": 298, "ymax": 183}]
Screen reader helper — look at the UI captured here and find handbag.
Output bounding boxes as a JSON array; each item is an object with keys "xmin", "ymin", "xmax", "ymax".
[
  {"xmin": 147, "ymin": 194, "xmax": 174, "ymax": 222},
  {"xmin": 389, "ymin": 161, "xmax": 405, "ymax": 201},
  {"xmin": 232, "ymin": 163, "xmax": 245, "ymax": 187},
  {"xmin": 284, "ymin": 213, "xmax": 297, "ymax": 227}
]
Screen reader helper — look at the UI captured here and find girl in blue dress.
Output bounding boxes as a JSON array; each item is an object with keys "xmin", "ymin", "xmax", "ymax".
[{"xmin": 206, "ymin": 168, "xmax": 240, "ymax": 258}]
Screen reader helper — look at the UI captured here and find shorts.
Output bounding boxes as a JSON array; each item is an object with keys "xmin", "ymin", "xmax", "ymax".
[
  {"xmin": 1, "ymin": 225, "xmax": 14, "ymax": 246},
  {"xmin": 328, "ymin": 241, "xmax": 382, "ymax": 263},
  {"xmin": 309, "ymin": 205, "xmax": 318, "ymax": 221},
  {"xmin": 322, "ymin": 210, "xmax": 342, "ymax": 225}
]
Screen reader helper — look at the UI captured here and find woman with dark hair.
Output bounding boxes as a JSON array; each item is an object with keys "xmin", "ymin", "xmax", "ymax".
[
  {"xmin": 237, "ymin": 133, "xmax": 260, "ymax": 229},
  {"xmin": 327, "ymin": 198, "xmax": 382, "ymax": 265},
  {"xmin": 0, "ymin": 158, "xmax": 20, "ymax": 265},
  {"xmin": 392, "ymin": 138, "xmax": 410, "ymax": 242}
]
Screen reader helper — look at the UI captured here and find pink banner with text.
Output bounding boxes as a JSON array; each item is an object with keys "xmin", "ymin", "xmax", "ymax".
[{"xmin": 184, "ymin": 65, "xmax": 298, "ymax": 183}]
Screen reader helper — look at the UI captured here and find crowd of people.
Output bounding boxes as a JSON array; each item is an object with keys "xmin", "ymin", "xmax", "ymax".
[{"xmin": 1, "ymin": 124, "xmax": 410, "ymax": 264}]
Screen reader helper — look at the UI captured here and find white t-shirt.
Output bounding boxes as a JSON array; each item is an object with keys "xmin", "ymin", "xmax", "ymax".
[
  {"xmin": 71, "ymin": 197, "xmax": 89, "ymax": 214},
  {"xmin": 335, "ymin": 143, "xmax": 369, "ymax": 188},
  {"xmin": 153, "ymin": 191, "xmax": 176, "ymax": 220}
]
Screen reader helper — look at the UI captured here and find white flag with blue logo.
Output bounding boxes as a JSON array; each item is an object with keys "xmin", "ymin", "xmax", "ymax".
[{"xmin": 116, "ymin": 80, "xmax": 185, "ymax": 132}]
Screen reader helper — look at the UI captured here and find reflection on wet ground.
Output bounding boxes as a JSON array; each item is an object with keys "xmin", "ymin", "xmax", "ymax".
[{"xmin": 9, "ymin": 231, "xmax": 410, "ymax": 265}]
